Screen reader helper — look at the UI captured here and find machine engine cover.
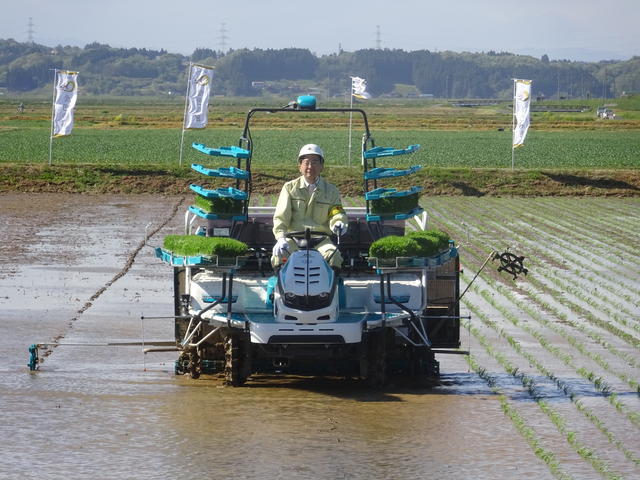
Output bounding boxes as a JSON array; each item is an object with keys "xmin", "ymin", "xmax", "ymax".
[{"xmin": 278, "ymin": 250, "xmax": 336, "ymax": 311}]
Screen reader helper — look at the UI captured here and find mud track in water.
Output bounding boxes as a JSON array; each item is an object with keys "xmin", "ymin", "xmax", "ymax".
[{"xmin": 35, "ymin": 196, "xmax": 186, "ymax": 361}]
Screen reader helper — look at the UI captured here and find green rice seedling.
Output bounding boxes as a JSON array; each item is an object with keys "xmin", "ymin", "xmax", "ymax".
[
  {"xmin": 464, "ymin": 316, "xmax": 624, "ymax": 479},
  {"xmin": 428, "ymin": 197, "xmax": 640, "ymax": 369},
  {"xmin": 369, "ymin": 192, "xmax": 420, "ymax": 215},
  {"xmin": 472, "ymin": 286, "xmax": 640, "ymax": 464},
  {"xmin": 368, "ymin": 236, "xmax": 421, "ymax": 259},
  {"xmin": 193, "ymin": 194, "xmax": 245, "ymax": 215},
  {"xmin": 466, "ymin": 352, "xmax": 570, "ymax": 479},
  {"xmin": 407, "ymin": 229, "xmax": 450, "ymax": 256},
  {"xmin": 163, "ymin": 235, "xmax": 248, "ymax": 257}
]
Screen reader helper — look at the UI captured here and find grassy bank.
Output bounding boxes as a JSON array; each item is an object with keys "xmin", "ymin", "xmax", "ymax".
[{"xmin": 1, "ymin": 163, "xmax": 638, "ymax": 197}]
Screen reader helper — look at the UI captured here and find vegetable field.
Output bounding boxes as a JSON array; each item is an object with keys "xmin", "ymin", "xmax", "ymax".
[
  {"xmin": 1, "ymin": 127, "xmax": 638, "ymax": 169},
  {"xmin": 426, "ymin": 196, "xmax": 640, "ymax": 479}
]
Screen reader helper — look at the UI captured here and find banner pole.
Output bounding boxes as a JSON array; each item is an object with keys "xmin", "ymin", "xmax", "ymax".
[
  {"xmin": 48, "ymin": 69, "xmax": 58, "ymax": 166},
  {"xmin": 511, "ymin": 78, "xmax": 516, "ymax": 170},
  {"xmin": 348, "ymin": 78, "xmax": 353, "ymax": 167},
  {"xmin": 179, "ymin": 63, "xmax": 193, "ymax": 166}
]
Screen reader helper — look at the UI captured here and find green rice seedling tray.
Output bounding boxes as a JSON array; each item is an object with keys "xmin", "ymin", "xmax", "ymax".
[
  {"xmin": 163, "ymin": 234, "xmax": 248, "ymax": 257},
  {"xmin": 368, "ymin": 232, "xmax": 457, "ymax": 270},
  {"xmin": 189, "ymin": 205, "xmax": 247, "ymax": 221},
  {"xmin": 202, "ymin": 295, "xmax": 238, "ymax": 303},
  {"xmin": 365, "ymin": 206, "xmax": 424, "ymax": 221},
  {"xmin": 363, "ymin": 144, "xmax": 420, "ymax": 159},
  {"xmin": 364, "ymin": 165, "xmax": 422, "ymax": 180},
  {"xmin": 367, "ymin": 245, "xmax": 457, "ymax": 271},
  {"xmin": 190, "ymin": 184, "xmax": 248, "ymax": 200},
  {"xmin": 157, "ymin": 235, "xmax": 249, "ymax": 267},
  {"xmin": 369, "ymin": 235, "xmax": 421, "ymax": 259},
  {"xmin": 155, "ymin": 247, "xmax": 211, "ymax": 266},
  {"xmin": 190, "ymin": 185, "xmax": 247, "ymax": 215},
  {"xmin": 155, "ymin": 248, "xmax": 247, "ymax": 268},
  {"xmin": 192, "ymin": 196, "xmax": 245, "ymax": 215},
  {"xmin": 365, "ymin": 186, "xmax": 422, "ymax": 201},
  {"xmin": 192, "ymin": 143, "xmax": 250, "ymax": 159},
  {"xmin": 191, "ymin": 163, "xmax": 250, "ymax": 180},
  {"xmin": 367, "ymin": 187, "xmax": 422, "ymax": 215}
]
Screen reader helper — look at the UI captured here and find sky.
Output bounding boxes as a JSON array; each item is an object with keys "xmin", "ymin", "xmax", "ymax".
[{"xmin": 1, "ymin": 0, "xmax": 638, "ymax": 62}]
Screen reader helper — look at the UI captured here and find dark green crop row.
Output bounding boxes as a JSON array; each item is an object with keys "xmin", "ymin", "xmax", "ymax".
[{"xmin": 1, "ymin": 127, "xmax": 638, "ymax": 169}]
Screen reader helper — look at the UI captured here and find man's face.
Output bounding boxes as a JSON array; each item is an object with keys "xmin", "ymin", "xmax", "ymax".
[{"xmin": 298, "ymin": 154, "xmax": 324, "ymax": 182}]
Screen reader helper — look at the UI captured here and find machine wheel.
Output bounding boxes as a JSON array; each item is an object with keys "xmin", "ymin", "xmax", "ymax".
[
  {"xmin": 188, "ymin": 351, "xmax": 202, "ymax": 379},
  {"xmin": 176, "ymin": 350, "xmax": 201, "ymax": 379},
  {"xmin": 224, "ymin": 333, "xmax": 251, "ymax": 386},
  {"xmin": 407, "ymin": 318, "xmax": 440, "ymax": 383},
  {"xmin": 408, "ymin": 346, "xmax": 440, "ymax": 386},
  {"xmin": 365, "ymin": 329, "xmax": 387, "ymax": 388}
]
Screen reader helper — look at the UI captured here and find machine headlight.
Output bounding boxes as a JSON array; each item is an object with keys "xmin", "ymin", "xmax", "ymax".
[
  {"xmin": 319, "ymin": 292, "xmax": 329, "ymax": 299},
  {"xmin": 284, "ymin": 292, "xmax": 296, "ymax": 301}
]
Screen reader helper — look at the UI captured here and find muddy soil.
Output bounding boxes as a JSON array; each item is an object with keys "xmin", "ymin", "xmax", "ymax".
[{"xmin": 1, "ymin": 194, "xmax": 638, "ymax": 479}]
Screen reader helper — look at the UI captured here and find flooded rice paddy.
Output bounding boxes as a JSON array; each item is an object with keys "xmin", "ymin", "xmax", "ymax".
[{"xmin": 0, "ymin": 194, "xmax": 638, "ymax": 479}]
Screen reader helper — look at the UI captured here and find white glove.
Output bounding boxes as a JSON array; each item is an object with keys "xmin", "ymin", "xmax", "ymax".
[
  {"xmin": 332, "ymin": 221, "xmax": 347, "ymax": 236},
  {"xmin": 272, "ymin": 237, "xmax": 289, "ymax": 256}
]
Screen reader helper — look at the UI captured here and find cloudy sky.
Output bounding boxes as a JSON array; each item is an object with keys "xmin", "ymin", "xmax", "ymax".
[{"xmin": 2, "ymin": 0, "xmax": 638, "ymax": 61}]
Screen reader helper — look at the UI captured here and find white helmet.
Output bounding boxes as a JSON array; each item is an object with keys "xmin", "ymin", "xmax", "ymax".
[{"xmin": 298, "ymin": 144, "xmax": 324, "ymax": 162}]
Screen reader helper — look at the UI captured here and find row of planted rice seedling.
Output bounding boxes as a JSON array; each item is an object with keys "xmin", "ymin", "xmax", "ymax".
[
  {"xmin": 464, "ymin": 271, "xmax": 640, "ymax": 432},
  {"xmin": 431, "ymin": 197, "xmax": 640, "ymax": 380},
  {"xmin": 505, "ymin": 197, "xmax": 640, "ymax": 278},
  {"xmin": 459, "ymin": 268, "xmax": 639, "ymax": 476},
  {"xmin": 481, "ymin": 198, "xmax": 640, "ymax": 343},
  {"xmin": 422, "ymin": 197, "xmax": 640, "ymax": 476},
  {"xmin": 432, "ymin": 196, "xmax": 640, "ymax": 347},
  {"xmin": 461, "ymin": 303, "xmax": 637, "ymax": 478},
  {"xmin": 465, "ymin": 353, "xmax": 571, "ymax": 479},
  {"xmin": 451, "ymin": 204, "xmax": 640, "ymax": 427}
]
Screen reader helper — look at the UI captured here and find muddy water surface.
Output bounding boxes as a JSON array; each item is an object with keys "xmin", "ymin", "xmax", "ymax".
[{"xmin": 3, "ymin": 194, "xmax": 637, "ymax": 479}]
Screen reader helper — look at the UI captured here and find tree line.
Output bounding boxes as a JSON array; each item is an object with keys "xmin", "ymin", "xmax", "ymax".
[{"xmin": 1, "ymin": 38, "xmax": 638, "ymax": 99}]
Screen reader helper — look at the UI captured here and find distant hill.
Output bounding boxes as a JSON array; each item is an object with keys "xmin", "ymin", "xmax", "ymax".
[{"xmin": 0, "ymin": 38, "xmax": 638, "ymax": 99}]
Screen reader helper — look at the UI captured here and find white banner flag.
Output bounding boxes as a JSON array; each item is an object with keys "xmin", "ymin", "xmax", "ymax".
[
  {"xmin": 184, "ymin": 64, "xmax": 214, "ymax": 129},
  {"xmin": 351, "ymin": 76, "xmax": 372, "ymax": 99},
  {"xmin": 513, "ymin": 79, "xmax": 532, "ymax": 147},
  {"xmin": 52, "ymin": 70, "xmax": 78, "ymax": 137}
]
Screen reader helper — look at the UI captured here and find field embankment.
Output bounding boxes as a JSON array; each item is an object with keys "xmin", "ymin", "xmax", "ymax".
[{"xmin": 1, "ymin": 163, "xmax": 639, "ymax": 196}]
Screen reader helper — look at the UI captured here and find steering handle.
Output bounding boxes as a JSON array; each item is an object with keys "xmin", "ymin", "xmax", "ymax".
[{"xmin": 285, "ymin": 230, "xmax": 329, "ymax": 239}]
